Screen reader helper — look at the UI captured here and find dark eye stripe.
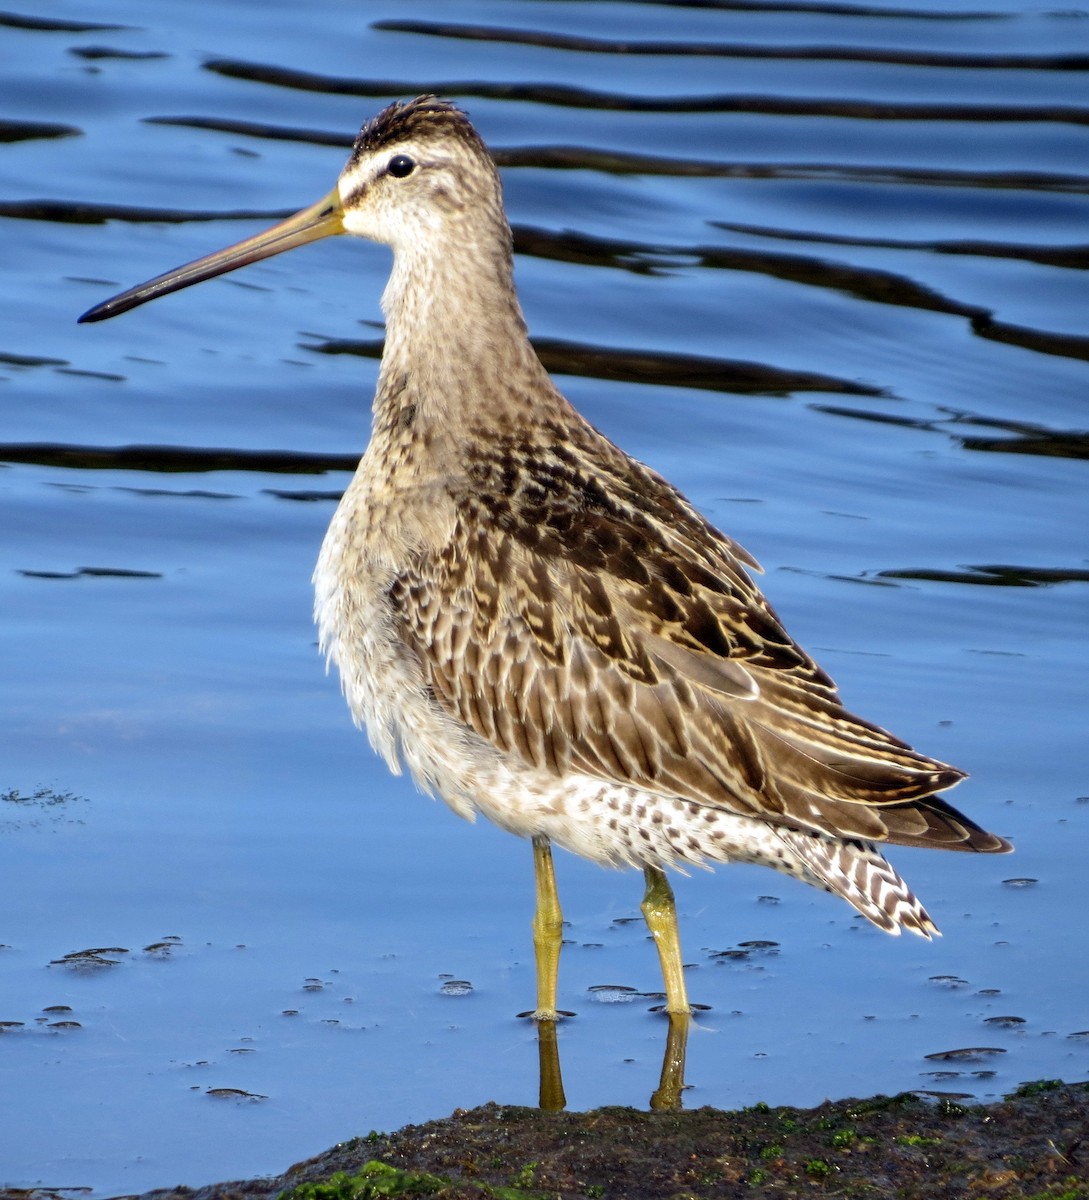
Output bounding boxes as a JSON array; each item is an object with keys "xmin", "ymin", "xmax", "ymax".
[{"xmin": 342, "ymin": 182, "xmax": 369, "ymax": 209}]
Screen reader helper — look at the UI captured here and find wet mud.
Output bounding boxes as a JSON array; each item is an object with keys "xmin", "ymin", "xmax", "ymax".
[{"xmin": 10, "ymin": 1080, "xmax": 1084, "ymax": 1200}]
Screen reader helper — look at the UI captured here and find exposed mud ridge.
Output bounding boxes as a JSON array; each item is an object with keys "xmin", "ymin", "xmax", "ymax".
[{"xmin": 13, "ymin": 1079, "xmax": 1084, "ymax": 1200}]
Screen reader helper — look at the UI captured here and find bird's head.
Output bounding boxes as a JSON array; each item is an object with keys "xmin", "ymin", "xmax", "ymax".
[{"xmin": 77, "ymin": 97, "xmax": 500, "ymax": 324}]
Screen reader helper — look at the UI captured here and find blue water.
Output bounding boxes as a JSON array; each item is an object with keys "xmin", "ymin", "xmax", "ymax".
[{"xmin": 2, "ymin": 0, "xmax": 1088, "ymax": 1193}]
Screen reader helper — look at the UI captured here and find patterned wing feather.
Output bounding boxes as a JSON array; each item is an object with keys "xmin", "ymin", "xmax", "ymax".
[{"xmin": 390, "ymin": 429, "xmax": 1009, "ymax": 855}]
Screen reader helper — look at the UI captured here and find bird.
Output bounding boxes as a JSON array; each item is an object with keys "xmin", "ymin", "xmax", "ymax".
[{"xmin": 79, "ymin": 96, "xmax": 1011, "ymax": 1020}]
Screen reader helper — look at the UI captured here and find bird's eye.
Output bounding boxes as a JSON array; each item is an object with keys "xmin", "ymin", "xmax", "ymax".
[{"xmin": 387, "ymin": 154, "xmax": 416, "ymax": 179}]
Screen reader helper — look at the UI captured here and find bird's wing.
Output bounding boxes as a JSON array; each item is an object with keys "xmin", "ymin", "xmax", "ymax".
[{"xmin": 389, "ymin": 441, "xmax": 999, "ymax": 852}]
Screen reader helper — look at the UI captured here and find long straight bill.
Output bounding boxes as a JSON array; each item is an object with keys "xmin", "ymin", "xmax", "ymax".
[{"xmin": 77, "ymin": 188, "xmax": 345, "ymax": 324}]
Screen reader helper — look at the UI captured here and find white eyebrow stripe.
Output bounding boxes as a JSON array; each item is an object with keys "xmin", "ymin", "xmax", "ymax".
[{"xmin": 338, "ymin": 159, "xmax": 378, "ymax": 202}]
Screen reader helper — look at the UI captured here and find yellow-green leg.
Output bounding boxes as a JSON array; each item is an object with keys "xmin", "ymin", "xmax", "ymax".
[
  {"xmin": 641, "ymin": 865, "xmax": 691, "ymax": 1015},
  {"xmin": 530, "ymin": 835, "xmax": 564, "ymax": 1021}
]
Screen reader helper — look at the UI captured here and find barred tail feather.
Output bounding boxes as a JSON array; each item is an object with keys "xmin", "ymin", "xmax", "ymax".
[{"xmin": 776, "ymin": 829, "xmax": 939, "ymax": 939}]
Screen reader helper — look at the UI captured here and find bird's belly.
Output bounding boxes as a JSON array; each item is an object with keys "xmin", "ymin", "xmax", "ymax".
[
  {"xmin": 312, "ymin": 543, "xmax": 819, "ymax": 876},
  {"xmin": 312, "ymin": 492, "xmax": 856, "ymax": 881}
]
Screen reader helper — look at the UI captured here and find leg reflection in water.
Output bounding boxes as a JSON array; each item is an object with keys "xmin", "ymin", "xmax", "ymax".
[{"xmin": 534, "ymin": 1010, "xmax": 692, "ymax": 1113}]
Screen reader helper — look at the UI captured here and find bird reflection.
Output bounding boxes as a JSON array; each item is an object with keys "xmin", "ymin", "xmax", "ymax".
[{"xmin": 533, "ymin": 1010, "xmax": 691, "ymax": 1113}]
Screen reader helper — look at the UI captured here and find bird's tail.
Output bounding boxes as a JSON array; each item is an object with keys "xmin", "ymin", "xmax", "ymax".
[{"xmin": 775, "ymin": 828, "xmax": 939, "ymax": 938}]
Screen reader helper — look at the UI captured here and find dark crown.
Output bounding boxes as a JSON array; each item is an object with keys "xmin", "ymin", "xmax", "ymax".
[{"xmin": 350, "ymin": 96, "xmax": 484, "ymax": 163}]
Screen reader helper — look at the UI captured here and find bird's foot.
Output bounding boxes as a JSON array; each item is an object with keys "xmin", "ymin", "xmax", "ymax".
[{"xmin": 647, "ymin": 1000, "xmax": 712, "ymax": 1016}]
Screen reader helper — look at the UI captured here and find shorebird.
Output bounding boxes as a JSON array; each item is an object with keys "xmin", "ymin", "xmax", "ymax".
[{"xmin": 80, "ymin": 97, "xmax": 1011, "ymax": 1020}]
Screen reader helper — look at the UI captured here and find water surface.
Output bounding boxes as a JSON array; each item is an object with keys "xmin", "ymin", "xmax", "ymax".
[{"xmin": 2, "ymin": 0, "xmax": 1088, "ymax": 1193}]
